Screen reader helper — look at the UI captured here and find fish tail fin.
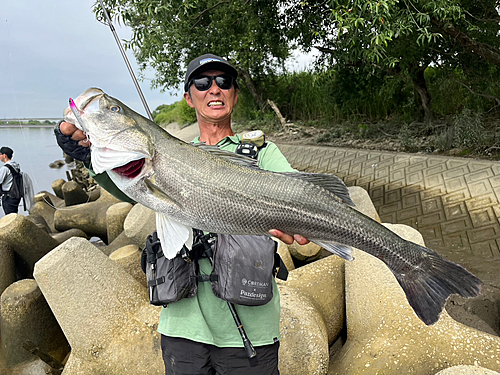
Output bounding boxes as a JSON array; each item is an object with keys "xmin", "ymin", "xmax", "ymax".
[{"xmin": 394, "ymin": 243, "xmax": 482, "ymax": 325}]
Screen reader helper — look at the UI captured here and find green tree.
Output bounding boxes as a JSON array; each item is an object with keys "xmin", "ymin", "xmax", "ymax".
[
  {"xmin": 284, "ymin": 0, "xmax": 500, "ymax": 122},
  {"xmin": 95, "ymin": 0, "xmax": 500, "ymax": 124},
  {"xmin": 95, "ymin": 0, "xmax": 292, "ymax": 111}
]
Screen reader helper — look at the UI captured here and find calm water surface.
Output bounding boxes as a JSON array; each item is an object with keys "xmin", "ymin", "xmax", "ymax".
[{"xmin": 0, "ymin": 125, "xmax": 71, "ymax": 218}]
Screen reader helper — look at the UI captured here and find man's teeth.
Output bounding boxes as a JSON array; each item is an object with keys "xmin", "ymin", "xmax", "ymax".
[{"xmin": 208, "ymin": 101, "xmax": 223, "ymax": 107}]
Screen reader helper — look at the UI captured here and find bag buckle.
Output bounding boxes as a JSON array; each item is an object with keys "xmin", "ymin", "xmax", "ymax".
[{"xmin": 180, "ymin": 245, "xmax": 192, "ymax": 264}]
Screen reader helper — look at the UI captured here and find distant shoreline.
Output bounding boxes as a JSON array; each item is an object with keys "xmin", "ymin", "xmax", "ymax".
[{"xmin": 0, "ymin": 124, "xmax": 55, "ymax": 128}]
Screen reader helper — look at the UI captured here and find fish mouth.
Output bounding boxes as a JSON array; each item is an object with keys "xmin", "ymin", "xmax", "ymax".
[{"xmin": 112, "ymin": 158, "xmax": 146, "ymax": 178}]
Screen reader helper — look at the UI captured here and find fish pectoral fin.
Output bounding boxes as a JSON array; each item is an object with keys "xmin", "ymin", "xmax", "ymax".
[
  {"xmin": 313, "ymin": 241, "xmax": 354, "ymax": 261},
  {"xmin": 144, "ymin": 178, "xmax": 180, "ymax": 207},
  {"xmin": 156, "ymin": 212, "xmax": 192, "ymax": 259}
]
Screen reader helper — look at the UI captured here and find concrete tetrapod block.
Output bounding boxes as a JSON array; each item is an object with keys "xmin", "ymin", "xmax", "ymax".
[
  {"xmin": 123, "ymin": 203, "xmax": 156, "ymax": 248},
  {"xmin": 106, "ymin": 202, "xmax": 134, "ymax": 244},
  {"xmin": 52, "ymin": 179, "xmax": 66, "ymax": 199},
  {"xmin": 54, "ymin": 189, "xmax": 122, "ymax": 242},
  {"xmin": 0, "ymin": 279, "xmax": 69, "ymax": 368},
  {"xmin": 30, "ymin": 199, "xmax": 58, "ymax": 233},
  {"xmin": 103, "ymin": 230, "xmax": 136, "ymax": 256},
  {"xmin": 278, "ymin": 255, "xmax": 345, "ymax": 375},
  {"xmin": 348, "ymin": 186, "xmax": 381, "ymax": 222},
  {"xmin": 288, "ymin": 241, "xmax": 323, "ymax": 262},
  {"xmin": 109, "ymin": 244, "xmax": 146, "ymax": 287},
  {"xmin": 328, "ymin": 224, "xmax": 500, "ymax": 375},
  {"xmin": 0, "ymin": 214, "xmax": 59, "ymax": 278},
  {"xmin": 0, "ymin": 358, "xmax": 53, "ymax": 375},
  {"xmin": 33, "ymin": 237, "xmax": 164, "ymax": 375},
  {"xmin": 436, "ymin": 365, "xmax": 500, "ymax": 374},
  {"xmin": 26, "ymin": 214, "xmax": 52, "ymax": 234},
  {"xmin": 62, "ymin": 181, "xmax": 90, "ymax": 206},
  {"xmin": 50, "ymin": 228, "xmax": 88, "ymax": 245},
  {"xmin": 0, "ymin": 240, "xmax": 15, "ymax": 298},
  {"xmin": 35, "ymin": 190, "xmax": 65, "ymax": 208}
]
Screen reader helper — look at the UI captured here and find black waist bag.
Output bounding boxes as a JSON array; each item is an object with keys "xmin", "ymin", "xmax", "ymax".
[
  {"xmin": 142, "ymin": 231, "xmax": 198, "ymax": 306},
  {"xmin": 210, "ymin": 234, "xmax": 279, "ymax": 306}
]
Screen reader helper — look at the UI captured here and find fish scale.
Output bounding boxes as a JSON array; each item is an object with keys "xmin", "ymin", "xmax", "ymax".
[{"xmin": 65, "ymin": 87, "xmax": 483, "ymax": 326}]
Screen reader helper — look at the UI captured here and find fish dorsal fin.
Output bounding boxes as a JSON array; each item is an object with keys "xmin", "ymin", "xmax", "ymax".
[
  {"xmin": 191, "ymin": 143, "xmax": 261, "ymax": 170},
  {"xmin": 281, "ymin": 172, "xmax": 355, "ymax": 206}
]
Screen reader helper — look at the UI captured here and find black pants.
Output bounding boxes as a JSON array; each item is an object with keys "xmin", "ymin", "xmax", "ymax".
[
  {"xmin": 161, "ymin": 335, "xmax": 280, "ymax": 375},
  {"xmin": 1, "ymin": 195, "xmax": 20, "ymax": 215}
]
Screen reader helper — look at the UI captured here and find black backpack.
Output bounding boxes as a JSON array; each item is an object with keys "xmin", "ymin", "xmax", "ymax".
[{"xmin": 3, "ymin": 164, "xmax": 24, "ymax": 201}]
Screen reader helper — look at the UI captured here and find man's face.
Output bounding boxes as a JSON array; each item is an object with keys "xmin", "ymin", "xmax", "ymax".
[
  {"xmin": 184, "ymin": 70, "xmax": 238, "ymax": 124},
  {"xmin": 0, "ymin": 154, "xmax": 6, "ymax": 163}
]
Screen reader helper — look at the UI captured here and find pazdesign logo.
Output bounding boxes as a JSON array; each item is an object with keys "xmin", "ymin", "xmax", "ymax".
[{"xmin": 240, "ymin": 290, "xmax": 267, "ymax": 300}]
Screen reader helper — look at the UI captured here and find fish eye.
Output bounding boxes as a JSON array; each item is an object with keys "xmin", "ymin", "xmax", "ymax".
[{"xmin": 110, "ymin": 105, "xmax": 121, "ymax": 112}]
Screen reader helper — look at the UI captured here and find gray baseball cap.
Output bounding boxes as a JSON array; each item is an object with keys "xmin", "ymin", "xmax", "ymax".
[{"xmin": 184, "ymin": 54, "xmax": 238, "ymax": 92}]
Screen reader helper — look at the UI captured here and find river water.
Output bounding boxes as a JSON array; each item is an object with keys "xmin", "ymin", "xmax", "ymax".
[{"xmin": 0, "ymin": 125, "xmax": 71, "ymax": 218}]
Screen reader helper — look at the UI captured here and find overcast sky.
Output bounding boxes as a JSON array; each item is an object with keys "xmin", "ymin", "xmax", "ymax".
[
  {"xmin": 1, "ymin": 0, "xmax": 314, "ymax": 120},
  {"xmin": 1, "ymin": 0, "xmax": 182, "ymax": 120}
]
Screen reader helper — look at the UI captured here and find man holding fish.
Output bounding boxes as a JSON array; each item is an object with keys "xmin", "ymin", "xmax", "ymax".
[
  {"xmin": 55, "ymin": 53, "xmax": 481, "ymax": 375},
  {"xmin": 56, "ymin": 54, "xmax": 307, "ymax": 374}
]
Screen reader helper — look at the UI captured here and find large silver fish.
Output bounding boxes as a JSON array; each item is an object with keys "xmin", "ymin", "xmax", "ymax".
[{"xmin": 65, "ymin": 88, "xmax": 482, "ymax": 325}]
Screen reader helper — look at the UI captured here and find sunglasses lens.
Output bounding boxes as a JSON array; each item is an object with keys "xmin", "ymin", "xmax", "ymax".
[
  {"xmin": 215, "ymin": 75, "xmax": 233, "ymax": 90},
  {"xmin": 193, "ymin": 77, "xmax": 212, "ymax": 91},
  {"xmin": 191, "ymin": 74, "xmax": 234, "ymax": 91}
]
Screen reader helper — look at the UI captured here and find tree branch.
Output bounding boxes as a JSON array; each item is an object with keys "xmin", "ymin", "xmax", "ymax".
[
  {"xmin": 313, "ymin": 45, "xmax": 336, "ymax": 54},
  {"xmin": 452, "ymin": 78, "xmax": 500, "ymax": 106},
  {"xmin": 430, "ymin": 17, "xmax": 500, "ymax": 68},
  {"xmin": 190, "ymin": 1, "xmax": 230, "ymax": 30},
  {"xmin": 267, "ymin": 99, "xmax": 296, "ymax": 134}
]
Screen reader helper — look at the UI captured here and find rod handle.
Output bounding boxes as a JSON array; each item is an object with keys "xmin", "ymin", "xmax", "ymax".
[{"xmin": 243, "ymin": 338, "xmax": 257, "ymax": 359}]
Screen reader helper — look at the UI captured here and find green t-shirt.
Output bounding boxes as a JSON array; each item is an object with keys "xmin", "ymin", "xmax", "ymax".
[{"xmin": 157, "ymin": 134, "xmax": 295, "ymax": 347}]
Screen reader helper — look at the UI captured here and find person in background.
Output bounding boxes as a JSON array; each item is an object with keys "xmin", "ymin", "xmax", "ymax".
[
  {"xmin": 55, "ymin": 54, "xmax": 308, "ymax": 375},
  {"xmin": 0, "ymin": 146, "xmax": 22, "ymax": 215}
]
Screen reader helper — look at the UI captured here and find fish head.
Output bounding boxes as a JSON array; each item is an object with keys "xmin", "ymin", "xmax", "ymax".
[{"xmin": 64, "ymin": 88, "xmax": 155, "ymax": 176}]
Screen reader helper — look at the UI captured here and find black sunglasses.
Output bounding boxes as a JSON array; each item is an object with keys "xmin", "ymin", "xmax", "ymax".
[{"xmin": 189, "ymin": 74, "xmax": 234, "ymax": 91}]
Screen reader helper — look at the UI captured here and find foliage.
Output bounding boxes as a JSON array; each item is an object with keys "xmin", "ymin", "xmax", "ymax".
[
  {"xmin": 94, "ymin": 0, "xmax": 500, "ymax": 138},
  {"xmin": 288, "ymin": 0, "xmax": 500, "ymax": 68},
  {"xmin": 452, "ymin": 109, "xmax": 485, "ymax": 149},
  {"xmin": 96, "ymin": 0, "xmax": 291, "ymax": 92},
  {"xmin": 283, "ymin": 0, "xmax": 500, "ymax": 120},
  {"xmin": 246, "ymin": 67, "xmax": 417, "ymax": 124},
  {"xmin": 153, "ymin": 100, "xmax": 196, "ymax": 126},
  {"xmin": 432, "ymin": 127, "xmax": 455, "ymax": 151}
]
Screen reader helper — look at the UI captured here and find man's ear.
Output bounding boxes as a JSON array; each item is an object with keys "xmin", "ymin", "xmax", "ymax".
[{"xmin": 184, "ymin": 92, "xmax": 195, "ymax": 108}]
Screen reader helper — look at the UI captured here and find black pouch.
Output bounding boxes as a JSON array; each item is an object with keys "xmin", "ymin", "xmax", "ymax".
[
  {"xmin": 142, "ymin": 231, "xmax": 198, "ymax": 306},
  {"xmin": 210, "ymin": 234, "xmax": 280, "ymax": 306}
]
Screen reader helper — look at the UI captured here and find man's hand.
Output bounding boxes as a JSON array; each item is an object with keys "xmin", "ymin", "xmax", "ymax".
[
  {"xmin": 269, "ymin": 230, "xmax": 309, "ymax": 246},
  {"xmin": 54, "ymin": 121, "xmax": 91, "ymax": 164},
  {"xmin": 59, "ymin": 122, "xmax": 91, "ymax": 147}
]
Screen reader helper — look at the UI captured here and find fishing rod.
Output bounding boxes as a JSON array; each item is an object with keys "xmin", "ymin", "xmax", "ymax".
[
  {"xmin": 96, "ymin": 0, "xmax": 154, "ymax": 121},
  {"xmin": 96, "ymin": 1, "xmax": 257, "ymax": 359}
]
